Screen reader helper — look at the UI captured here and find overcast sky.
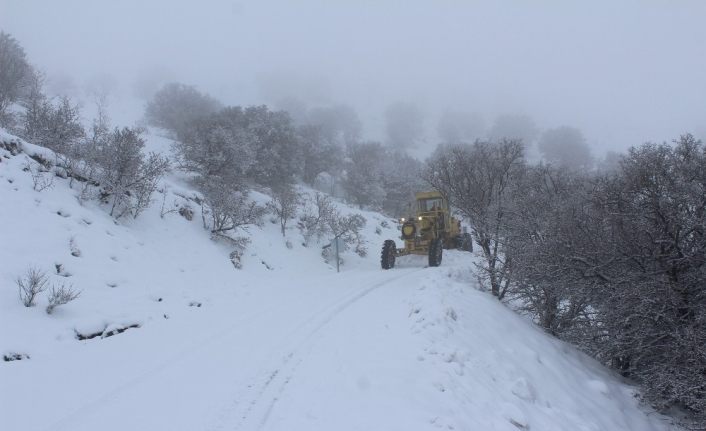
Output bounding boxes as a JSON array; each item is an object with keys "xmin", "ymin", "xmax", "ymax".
[{"xmin": 2, "ymin": 0, "xmax": 705, "ymax": 154}]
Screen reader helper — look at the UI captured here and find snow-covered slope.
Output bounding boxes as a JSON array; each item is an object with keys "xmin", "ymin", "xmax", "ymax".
[{"xmin": 0, "ymin": 130, "xmax": 677, "ymax": 431}]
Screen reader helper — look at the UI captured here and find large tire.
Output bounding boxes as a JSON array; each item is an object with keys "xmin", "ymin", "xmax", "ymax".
[
  {"xmin": 381, "ymin": 240, "xmax": 397, "ymax": 269},
  {"xmin": 428, "ymin": 238, "xmax": 443, "ymax": 267}
]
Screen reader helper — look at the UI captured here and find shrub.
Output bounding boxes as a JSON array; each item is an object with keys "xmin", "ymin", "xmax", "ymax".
[
  {"xmin": 46, "ymin": 283, "xmax": 80, "ymax": 314},
  {"xmin": 96, "ymin": 127, "xmax": 170, "ymax": 218},
  {"xmin": 16, "ymin": 267, "xmax": 48, "ymax": 307}
]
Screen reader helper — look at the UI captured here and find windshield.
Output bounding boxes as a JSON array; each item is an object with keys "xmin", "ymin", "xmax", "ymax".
[{"xmin": 419, "ymin": 198, "xmax": 443, "ymax": 212}]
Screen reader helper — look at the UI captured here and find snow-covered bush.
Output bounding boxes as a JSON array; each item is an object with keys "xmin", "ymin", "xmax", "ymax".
[
  {"xmin": 200, "ymin": 181, "xmax": 265, "ymax": 235},
  {"xmin": 45, "ymin": 282, "xmax": 80, "ymax": 314},
  {"xmin": 16, "ymin": 267, "xmax": 48, "ymax": 307},
  {"xmin": 19, "ymin": 92, "xmax": 84, "ymax": 155},
  {"xmin": 298, "ymin": 193, "xmax": 366, "ymax": 257},
  {"xmin": 267, "ymin": 184, "xmax": 300, "ymax": 236},
  {"xmin": 298, "ymin": 193, "xmax": 336, "ymax": 246},
  {"xmin": 328, "ymin": 212, "xmax": 367, "ymax": 257},
  {"xmin": 95, "ymin": 127, "xmax": 170, "ymax": 218},
  {"xmin": 23, "ymin": 159, "xmax": 54, "ymax": 192}
]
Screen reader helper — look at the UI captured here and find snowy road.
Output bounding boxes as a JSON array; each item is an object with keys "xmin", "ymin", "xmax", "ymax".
[
  {"xmin": 7, "ymin": 257, "xmax": 676, "ymax": 431},
  {"xmin": 11, "ymin": 266, "xmax": 432, "ymax": 431}
]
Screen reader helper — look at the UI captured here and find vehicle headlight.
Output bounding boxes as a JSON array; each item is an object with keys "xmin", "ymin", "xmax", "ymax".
[
  {"xmin": 418, "ymin": 216, "xmax": 423, "ymax": 221},
  {"xmin": 400, "ymin": 217, "xmax": 405, "ymax": 222}
]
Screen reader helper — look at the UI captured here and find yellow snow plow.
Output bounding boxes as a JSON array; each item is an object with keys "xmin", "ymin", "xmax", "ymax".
[{"xmin": 381, "ymin": 191, "xmax": 472, "ymax": 269}]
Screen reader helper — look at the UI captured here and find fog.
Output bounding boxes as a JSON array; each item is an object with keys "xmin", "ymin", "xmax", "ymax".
[{"xmin": 2, "ymin": 0, "xmax": 705, "ymax": 155}]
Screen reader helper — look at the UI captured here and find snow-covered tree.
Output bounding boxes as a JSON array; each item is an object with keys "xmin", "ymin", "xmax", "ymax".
[
  {"xmin": 239, "ymin": 105, "xmax": 303, "ymax": 188},
  {"xmin": 537, "ymin": 126, "xmax": 593, "ymax": 171},
  {"xmin": 267, "ymin": 184, "xmax": 300, "ymax": 236},
  {"xmin": 20, "ymin": 90, "xmax": 84, "ymax": 155},
  {"xmin": 298, "ymin": 124, "xmax": 344, "ymax": 185},
  {"xmin": 297, "ymin": 193, "xmax": 366, "ymax": 256},
  {"xmin": 425, "ymin": 139, "xmax": 525, "ymax": 298},
  {"xmin": 0, "ymin": 31, "xmax": 35, "ymax": 126},
  {"xmin": 201, "ymin": 181, "xmax": 265, "ymax": 235},
  {"xmin": 97, "ymin": 127, "xmax": 169, "ymax": 218},
  {"xmin": 174, "ymin": 114, "xmax": 254, "ymax": 190},
  {"xmin": 307, "ymin": 104, "xmax": 362, "ymax": 145},
  {"xmin": 145, "ymin": 82, "xmax": 221, "ymax": 135},
  {"xmin": 380, "ymin": 150, "xmax": 424, "ymax": 216},
  {"xmin": 342, "ymin": 142, "xmax": 386, "ymax": 210}
]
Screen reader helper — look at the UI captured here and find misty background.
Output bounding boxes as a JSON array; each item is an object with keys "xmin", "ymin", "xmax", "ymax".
[{"xmin": 2, "ymin": 0, "xmax": 705, "ymax": 156}]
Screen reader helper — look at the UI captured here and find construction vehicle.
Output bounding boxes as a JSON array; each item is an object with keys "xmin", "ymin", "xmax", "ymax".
[{"xmin": 381, "ymin": 191, "xmax": 472, "ymax": 269}]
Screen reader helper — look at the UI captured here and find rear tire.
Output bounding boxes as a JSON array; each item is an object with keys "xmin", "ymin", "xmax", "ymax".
[
  {"xmin": 381, "ymin": 240, "xmax": 397, "ymax": 269},
  {"xmin": 428, "ymin": 238, "xmax": 443, "ymax": 267}
]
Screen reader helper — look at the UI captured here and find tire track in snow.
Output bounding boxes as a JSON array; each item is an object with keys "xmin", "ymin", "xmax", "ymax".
[
  {"xmin": 224, "ymin": 268, "xmax": 424, "ymax": 431},
  {"xmin": 43, "ymin": 283, "xmax": 335, "ymax": 431}
]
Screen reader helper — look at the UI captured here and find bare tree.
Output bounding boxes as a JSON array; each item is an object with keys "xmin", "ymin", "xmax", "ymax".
[
  {"xmin": 327, "ymin": 212, "xmax": 367, "ymax": 257},
  {"xmin": 267, "ymin": 184, "xmax": 300, "ymax": 236},
  {"xmin": 16, "ymin": 267, "xmax": 48, "ymax": 307},
  {"xmin": 504, "ymin": 164, "xmax": 594, "ymax": 335},
  {"xmin": 425, "ymin": 139, "xmax": 525, "ymax": 298},
  {"xmin": 23, "ymin": 159, "xmax": 54, "ymax": 192},
  {"xmin": 298, "ymin": 193, "xmax": 337, "ymax": 246},
  {"xmin": 297, "ymin": 193, "xmax": 366, "ymax": 256}
]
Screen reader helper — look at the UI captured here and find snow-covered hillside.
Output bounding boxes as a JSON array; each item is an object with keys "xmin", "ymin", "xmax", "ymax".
[{"xmin": 1, "ymin": 130, "xmax": 677, "ymax": 431}]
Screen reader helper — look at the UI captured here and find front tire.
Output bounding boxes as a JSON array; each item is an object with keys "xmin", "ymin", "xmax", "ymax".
[
  {"xmin": 428, "ymin": 238, "xmax": 443, "ymax": 267},
  {"xmin": 381, "ymin": 240, "xmax": 397, "ymax": 269}
]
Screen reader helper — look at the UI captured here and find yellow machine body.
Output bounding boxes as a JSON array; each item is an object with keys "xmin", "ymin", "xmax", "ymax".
[{"xmin": 380, "ymin": 191, "xmax": 472, "ymax": 269}]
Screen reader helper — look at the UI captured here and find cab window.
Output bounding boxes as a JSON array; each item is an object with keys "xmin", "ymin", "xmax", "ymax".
[{"xmin": 419, "ymin": 198, "xmax": 443, "ymax": 212}]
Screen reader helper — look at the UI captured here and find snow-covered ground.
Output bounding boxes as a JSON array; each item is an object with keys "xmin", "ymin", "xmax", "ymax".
[{"xmin": 0, "ymin": 130, "xmax": 677, "ymax": 431}]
